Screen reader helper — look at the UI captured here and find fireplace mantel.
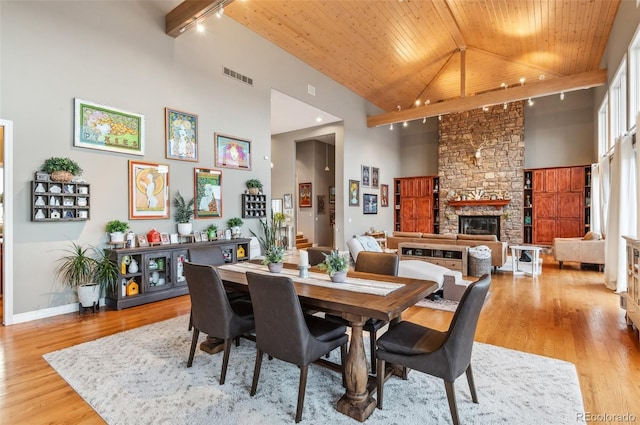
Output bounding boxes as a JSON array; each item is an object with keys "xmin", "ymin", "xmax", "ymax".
[{"xmin": 448, "ymin": 199, "xmax": 510, "ymax": 210}]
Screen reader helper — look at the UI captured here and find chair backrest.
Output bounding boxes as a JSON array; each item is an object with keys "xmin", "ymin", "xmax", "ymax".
[
  {"xmin": 306, "ymin": 246, "xmax": 334, "ymax": 266},
  {"xmin": 183, "ymin": 262, "xmax": 238, "ymax": 339},
  {"xmin": 442, "ymin": 274, "xmax": 491, "ymax": 378},
  {"xmin": 188, "ymin": 245, "xmax": 225, "ymax": 266},
  {"xmin": 245, "ymin": 271, "xmax": 314, "ymax": 365},
  {"xmin": 355, "ymin": 251, "xmax": 399, "ymax": 276}
]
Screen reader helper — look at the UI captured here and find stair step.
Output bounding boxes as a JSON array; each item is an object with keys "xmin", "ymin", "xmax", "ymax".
[{"xmin": 296, "ymin": 242, "xmax": 313, "ymax": 249}]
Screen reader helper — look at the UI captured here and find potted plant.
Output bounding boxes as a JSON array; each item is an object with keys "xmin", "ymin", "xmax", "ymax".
[
  {"xmin": 245, "ymin": 178, "xmax": 263, "ymax": 195},
  {"xmin": 251, "ymin": 217, "xmax": 285, "ymax": 272},
  {"xmin": 227, "ymin": 217, "xmax": 243, "ymax": 238},
  {"xmin": 92, "ymin": 247, "xmax": 119, "ymax": 296},
  {"xmin": 106, "ymin": 219, "xmax": 129, "ymax": 243},
  {"xmin": 173, "ymin": 191, "xmax": 194, "ymax": 236},
  {"xmin": 55, "ymin": 241, "xmax": 100, "ymax": 308},
  {"xmin": 41, "ymin": 157, "xmax": 83, "ymax": 182},
  {"xmin": 207, "ymin": 223, "xmax": 218, "ymax": 240},
  {"xmin": 318, "ymin": 249, "xmax": 350, "ymax": 282}
]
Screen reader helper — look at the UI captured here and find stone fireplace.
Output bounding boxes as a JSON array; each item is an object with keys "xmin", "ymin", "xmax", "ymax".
[
  {"xmin": 459, "ymin": 215, "xmax": 501, "ymax": 238},
  {"xmin": 438, "ymin": 102, "xmax": 525, "ymax": 243}
]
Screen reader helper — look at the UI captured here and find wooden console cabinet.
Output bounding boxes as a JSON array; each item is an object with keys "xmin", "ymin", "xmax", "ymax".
[
  {"xmin": 623, "ymin": 236, "xmax": 640, "ymax": 335},
  {"xmin": 106, "ymin": 238, "xmax": 251, "ymax": 310},
  {"xmin": 398, "ymin": 242, "xmax": 468, "ymax": 275}
]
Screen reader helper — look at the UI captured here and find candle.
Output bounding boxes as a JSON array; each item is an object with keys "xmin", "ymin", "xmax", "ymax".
[{"xmin": 299, "ymin": 250, "xmax": 309, "ymax": 267}]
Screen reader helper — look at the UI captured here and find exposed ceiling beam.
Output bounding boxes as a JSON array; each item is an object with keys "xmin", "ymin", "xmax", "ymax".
[
  {"xmin": 432, "ymin": 0, "xmax": 466, "ymax": 50},
  {"xmin": 367, "ymin": 69, "xmax": 607, "ymax": 128},
  {"xmin": 166, "ymin": 0, "xmax": 230, "ymax": 38}
]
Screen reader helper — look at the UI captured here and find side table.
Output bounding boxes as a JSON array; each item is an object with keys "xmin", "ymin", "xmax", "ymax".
[{"xmin": 509, "ymin": 245, "xmax": 543, "ymax": 277}]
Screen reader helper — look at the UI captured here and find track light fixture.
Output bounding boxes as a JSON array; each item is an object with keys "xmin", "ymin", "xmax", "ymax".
[
  {"xmin": 403, "ymin": 121, "xmax": 408, "ymax": 127},
  {"xmin": 520, "ymin": 77, "xmax": 526, "ymax": 86},
  {"xmin": 178, "ymin": 0, "xmax": 229, "ymax": 34},
  {"xmin": 389, "ymin": 123, "xmax": 394, "ymax": 130},
  {"xmin": 422, "ymin": 117, "xmax": 426, "ymax": 124},
  {"xmin": 216, "ymin": 5, "xmax": 224, "ymax": 18},
  {"xmin": 528, "ymin": 98, "xmax": 535, "ymax": 106},
  {"xmin": 503, "ymin": 102, "xmax": 508, "ymax": 110},
  {"xmin": 560, "ymin": 92, "xmax": 565, "ymax": 100}
]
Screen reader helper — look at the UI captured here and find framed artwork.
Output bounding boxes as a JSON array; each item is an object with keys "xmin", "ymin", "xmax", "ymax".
[
  {"xmin": 348, "ymin": 180, "xmax": 360, "ymax": 206},
  {"xmin": 317, "ymin": 195, "xmax": 326, "ymax": 214},
  {"xmin": 372, "ymin": 167, "xmax": 380, "ymax": 188},
  {"xmin": 170, "ymin": 233, "xmax": 179, "ymax": 244},
  {"xmin": 381, "ymin": 184, "xmax": 389, "ymax": 207},
  {"xmin": 363, "ymin": 193, "xmax": 378, "ymax": 214},
  {"xmin": 200, "ymin": 231, "xmax": 209, "ymax": 242},
  {"xmin": 74, "ymin": 98, "xmax": 145, "ymax": 155},
  {"xmin": 329, "ymin": 186, "xmax": 335, "ymax": 204},
  {"xmin": 193, "ymin": 232, "xmax": 202, "ymax": 242},
  {"xmin": 137, "ymin": 234, "xmax": 149, "ymax": 247},
  {"xmin": 128, "ymin": 160, "xmax": 169, "ymax": 219},
  {"xmin": 160, "ymin": 232, "xmax": 170, "ymax": 245},
  {"xmin": 272, "ymin": 198, "xmax": 283, "ymax": 214},
  {"xmin": 165, "ymin": 108, "xmax": 198, "ymax": 161},
  {"xmin": 214, "ymin": 133, "xmax": 251, "ymax": 170},
  {"xmin": 361, "ymin": 165, "xmax": 371, "ymax": 187},
  {"xmin": 283, "ymin": 193, "xmax": 293, "ymax": 209},
  {"xmin": 194, "ymin": 168, "xmax": 222, "ymax": 219},
  {"xmin": 299, "ymin": 183, "xmax": 312, "ymax": 208},
  {"xmin": 329, "ymin": 208, "xmax": 335, "ymax": 226}
]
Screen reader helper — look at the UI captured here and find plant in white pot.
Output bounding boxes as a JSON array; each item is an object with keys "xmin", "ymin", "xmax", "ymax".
[
  {"xmin": 245, "ymin": 178, "xmax": 263, "ymax": 195},
  {"xmin": 173, "ymin": 191, "xmax": 194, "ymax": 236},
  {"xmin": 106, "ymin": 219, "xmax": 129, "ymax": 243},
  {"xmin": 251, "ymin": 216, "xmax": 284, "ymax": 272},
  {"xmin": 318, "ymin": 249, "xmax": 350, "ymax": 283},
  {"xmin": 56, "ymin": 242, "xmax": 114, "ymax": 310},
  {"xmin": 227, "ymin": 217, "xmax": 243, "ymax": 238}
]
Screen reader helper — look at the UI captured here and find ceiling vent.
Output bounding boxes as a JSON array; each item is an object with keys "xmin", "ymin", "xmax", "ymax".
[{"xmin": 223, "ymin": 66, "xmax": 253, "ymax": 86}]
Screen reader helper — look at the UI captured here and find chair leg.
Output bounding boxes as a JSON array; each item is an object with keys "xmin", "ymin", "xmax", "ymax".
[
  {"xmin": 188, "ymin": 310, "xmax": 193, "ymax": 331},
  {"xmin": 376, "ymin": 358, "xmax": 385, "ymax": 409},
  {"xmin": 295, "ymin": 365, "xmax": 309, "ymax": 423},
  {"xmin": 466, "ymin": 364, "xmax": 478, "ymax": 403},
  {"xmin": 369, "ymin": 329, "xmax": 377, "ymax": 374},
  {"xmin": 340, "ymin": 343, "xmax": 347, "ymax": 388},
  {"xmin": 235, "ymin": 336, "xmax": 240, "ymax": 347},
  {"xmin": 444, "ymin": 381, "xmax": 460, "ymax": 425},
  {"xmin": 187, "ymin": 328, "xmax": 200, "ymax": 367},
  {"xmin": 250, "ymin": 348, "xmax": 263, "ymax": 396},
  {"xmin": 219, "ymin": 338, "xmax": 232, "ymax": 385}
]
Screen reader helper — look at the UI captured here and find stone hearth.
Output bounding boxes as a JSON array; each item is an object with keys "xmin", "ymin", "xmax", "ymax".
[{"xmin": 438, "ymin": 102, "xmax": 524, "ymax": 243}]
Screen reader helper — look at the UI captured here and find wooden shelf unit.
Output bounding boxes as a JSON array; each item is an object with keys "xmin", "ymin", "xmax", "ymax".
[
  {"xmin": 31, "ymin": 180, "xmax": 90, "ymax": 222},
  {"xmin": 242, "ymin": 193, "xmax": 267, "ymax": 218},
  {"xmin": 398, "ymin": 242, "xmax": 468, "ymax": 275},
  {"xmin": 105, "ymin": 238, "xmax": 251, "ymax": 310}
]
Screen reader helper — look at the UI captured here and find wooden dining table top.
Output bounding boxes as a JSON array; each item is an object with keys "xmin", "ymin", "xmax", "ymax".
[{"xmin": 216, "ymin": 262, "xmax": 439, "ymax": 322}]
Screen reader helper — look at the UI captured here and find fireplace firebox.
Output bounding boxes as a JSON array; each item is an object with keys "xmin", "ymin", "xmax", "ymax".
[{"xmin": 458, "ymin": 215, "xmax": 500, "ymax": 239}]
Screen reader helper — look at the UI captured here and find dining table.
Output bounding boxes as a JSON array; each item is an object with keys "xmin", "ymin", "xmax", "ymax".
[{"xmin": 216, "ymin": 261, "xmax": 439, "ymax": 422}]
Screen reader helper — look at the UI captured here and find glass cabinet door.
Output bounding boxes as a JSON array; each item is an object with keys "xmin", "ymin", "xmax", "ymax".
[{"xmin": 144, "ymin": 252, "xmax": 172, "ymax": 292}]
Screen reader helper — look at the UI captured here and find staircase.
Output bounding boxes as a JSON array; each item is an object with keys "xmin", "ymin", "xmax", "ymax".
[{"xmin": 296, "ymin": 233, "xmax": 312, "ymax": 249}]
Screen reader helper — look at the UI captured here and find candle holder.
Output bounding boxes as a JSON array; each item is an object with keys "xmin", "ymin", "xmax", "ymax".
[{"xmin": 298, "ymin": 265, "xmax": 310, "ymax": 278}]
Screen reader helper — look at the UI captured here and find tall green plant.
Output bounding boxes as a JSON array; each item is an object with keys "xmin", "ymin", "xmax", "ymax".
[
  {"xmin": 250, "ymin": 217, "xmax": 279, "ymax": 253},
  {"xmin": 173, "ymin": 191, "xmax": 194, "ymax": 223}
]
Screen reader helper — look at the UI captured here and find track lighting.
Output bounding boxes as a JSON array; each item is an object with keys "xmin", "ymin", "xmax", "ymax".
[
  {"xmin": 196, "ymin": 21, "xmax": 204, "ymax": 32},
  {"xmin": 425, "ymin": 99, "xmax": 430, "ymax": 105},
  {"xmin": 397, "ymin": 105, "xmax": 401, "ymax": 111},
  {"xmin": 501, "ymin": 82, "xmax": 507, "ymax": 88},
  {"xmin": 560, "ymin": 92, "xmax": 565, "ymax": 100},
  {"xmin": 415, "ymin": 100, "xmax": 421, "ymax": 106},
  {"xmin": 324, "ymin": 144, "xmax": 330, "ymax": 171},
  {"xmin": 178, "ymin": 0, "xmax": 229, "ymax": 34},
  {"xmin": 216, "ymin": 5, "xmax": 224, "ymax": 18},
  {"xmin": 520, "ymin": 77, "xmax": 526, "ymax": 86},
  {"xmin": 438, "ymin": 115, "xmax": 442, "ymax": 121},
  {"xmin": 528, "ymin": 98, "xmax": 535, "ymax": 106},
  {"xmin": 403, "ymin": 121, "xmax": 408, "ymax": 127},
  {"xmin": 422, "ymin": 117, "xmax": 426, "ymax": 124},
  {"xmin": 389, "ymin": 123, "xmax": 394, "ymax": 130},
  {"xmin": 482, "ymin": 106, "xmax": 489, "ymax": 112}
]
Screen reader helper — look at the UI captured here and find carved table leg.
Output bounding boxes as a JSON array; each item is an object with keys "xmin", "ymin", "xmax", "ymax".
[{"xmin": 337, "ymin": 316, "xmax": 376, "ymax": 422}]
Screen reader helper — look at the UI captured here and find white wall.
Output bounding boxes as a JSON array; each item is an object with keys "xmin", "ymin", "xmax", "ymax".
[{"xmin": 0, "ymin": 1, "xmax": 395, "ymax": 318}]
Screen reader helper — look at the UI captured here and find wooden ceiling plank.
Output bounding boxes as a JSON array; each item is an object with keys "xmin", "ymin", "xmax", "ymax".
[
  {"xmin": 367, "ymin": 69, "xmax": 607, "ymax": 127},
  {"xmin": 433, "ymin": 0, "xmax": 466, "ymax": 50}
]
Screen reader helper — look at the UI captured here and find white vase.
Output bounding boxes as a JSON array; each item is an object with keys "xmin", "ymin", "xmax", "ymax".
[
  {"xmin": 268, "ymin": 262, "xmax": 283, "ymax": 273},
  {"xmin": 110, "ymin": 232, "xmax": 125, "ymax": 243},
  {"xmin": 331, "ymin": 271, "xmax": 347, "ymax": 283},
  {"xmin": 177, "ymin": 222, "xmax": 192, "ymax": 236},
  {"xmin": 77, "ymin": 283, "xmax": 100, "ymax": 307}
]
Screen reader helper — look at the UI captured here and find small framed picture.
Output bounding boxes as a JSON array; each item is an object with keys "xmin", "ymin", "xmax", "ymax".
[
  {"xmin": 299, "ymin": 183, "xmax": 312, "ymax": 208},
  {"xmin": 137, "ymin": 234, "xmax": 149, "ymax": 247},
  {"xmin": 194, "ymin": 232, "xmax": 202, "ymax": 242},
  {"xmin": 372, "ymin": 167, "xmax": 379, "ymax": 188},
  {"xmin": 363, "ymin": 193, "xmax": 378, "ymax": 214},
  {"xmin": 381, "ymin": 184, "xmax": 389, "ymax": 207},
  {"xmin": 284, "ymin": 193, "xmax": 293, "ymax": 209},
  {"xmin": 160, "ymin": 232, "xmax": 170, "ymax": 245},
  {"xmin": 165, "ymin": 108, "xmax": 198, "ymax": 161},
  {"xmin": 329, "ymin": 186, "xmax": 336, "ymax": 204},
  {"xmin": 349, "ymin": 180, "xmax": 360, "ymax": 206},
  {"xmin": 361, "ymin": 165, "xmax": 371, "ymax": 187},
  {"xmin": 200, "ymin": 231, "xmax": 209, "ymax": 242},
  {"xmin": 170, "ymin": 233, "xmax": 179, "ymax": 244}
]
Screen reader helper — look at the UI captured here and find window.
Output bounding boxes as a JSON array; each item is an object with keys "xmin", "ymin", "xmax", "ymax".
[
  {"xmin": 598, "ymin": 94, "xmax": 609, "ymax": 157},
  {"xmin": 610, "ymin": 57, "xmax": 627, "ymax": 142},
  {"xmin": 629, "ymin": 24, "xmax": 640, "ymax": 130}
]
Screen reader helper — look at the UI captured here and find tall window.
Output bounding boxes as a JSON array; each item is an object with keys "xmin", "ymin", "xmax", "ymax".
[
  {"xmin": 598, "ymin": 95, "xmax": 609, "ymax": 157},
  {"xmin": 630, "ymin": 24, "xmax": 640, "ymax": 130},
  {"xmin": 610, "ymin": 57, "xmax": 627, "ymax": 141}
]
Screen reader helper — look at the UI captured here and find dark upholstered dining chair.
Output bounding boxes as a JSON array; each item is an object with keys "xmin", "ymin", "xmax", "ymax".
[
  {"xmin": 375, "ymin": 274, "xmax": 491, "ymax": 425},
  {"xmin": 183, "ymin": 262, "xmax": 255, "ymax": 385},
  {"xmin": 326, "ymin": 251, "xmax": 399, "ymax": 373},
  {"xmin": 187, "ymin": 245, "xmax": 248, "ymax": 331},
  {"xmin": 306, "ymin": 246, "xmax": 335, "ymax": 266},
  {"xmin": 245, "ymin": 271, "xmax": 349, "ymax": 423}
]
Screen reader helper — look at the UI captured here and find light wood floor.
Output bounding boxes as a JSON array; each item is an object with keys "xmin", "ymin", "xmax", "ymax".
[{"xmin": 1, "ymin": 255, "xmax": 639, "ymax": 424}]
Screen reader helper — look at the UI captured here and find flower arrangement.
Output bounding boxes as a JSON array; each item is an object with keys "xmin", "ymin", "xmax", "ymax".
[
  {"xmin": 317, "ymin": 249, "xmax": 349, "ymax": 277},
  {"xmin": 262, "ymin": 245, "xmax": 285, "ymax": 265}
]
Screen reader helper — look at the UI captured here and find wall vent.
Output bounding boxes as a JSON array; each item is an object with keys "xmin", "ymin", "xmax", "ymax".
[{"xmin": 223, "ymin": 66, "xmax": 253, "ymax": 86}]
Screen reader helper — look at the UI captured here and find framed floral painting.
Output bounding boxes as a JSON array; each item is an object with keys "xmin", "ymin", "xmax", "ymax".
[
  {"xmin": 128, "ymin": 160, "xmax": 169, "ymax": 219},
  {"xmin": 194, "ymin": 168, "xmax": 222, "ymax": 219},
  {"xmin": 299, "ymin": 183, "xmax": 312, "ymax": 208},
  {"xmin": 214, "ymin": 133, "xmax": 251, "ymax": 170},
  {"xmin": 165, "ymin": 108, "xmax": 198, "ymax": 161},
  {"xmin": 349, "ymin": 180, "xmax": 360, "ymax": 206}
]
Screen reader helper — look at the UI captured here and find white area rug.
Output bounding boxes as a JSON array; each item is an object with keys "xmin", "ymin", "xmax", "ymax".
[
  {"xmin": 415, "ymin": 297, "xmax": 459, "ymax": 312},
  {"xmin": 43, "ymin": 316, "xmax": 585, "ymax": 425}
]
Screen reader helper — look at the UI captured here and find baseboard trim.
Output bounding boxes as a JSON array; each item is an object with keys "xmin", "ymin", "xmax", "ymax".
[{"xmin": 8, "ymin": 298, "xmax": 106, "ymax": 325}]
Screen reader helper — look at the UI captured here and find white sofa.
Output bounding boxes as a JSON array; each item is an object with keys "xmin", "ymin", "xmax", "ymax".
[{"xmin": 347, "ymin": 236, "xmax": 471, "ymax": 300}]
